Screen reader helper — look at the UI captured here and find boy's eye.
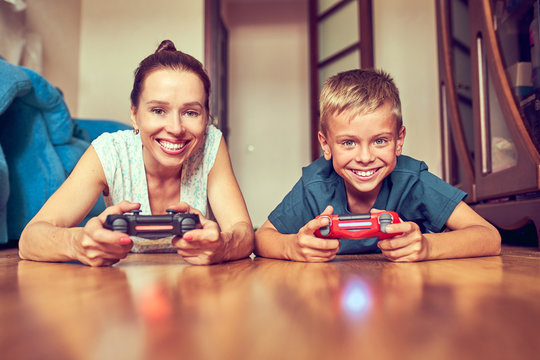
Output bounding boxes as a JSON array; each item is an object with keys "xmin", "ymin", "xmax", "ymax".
[
  {"xmin": 374, "ymin": 138, "xmax": 388, "ymax": 145},
  {"xmin": 342, "ymin": 140, "xmax": 355, "ymax": 147}
]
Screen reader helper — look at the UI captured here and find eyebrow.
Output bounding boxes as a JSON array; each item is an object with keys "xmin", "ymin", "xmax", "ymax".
[
  {"xmin": 145, "ymin": 100, "xmax": 203, "ymax": 108},
  {"xmin": 335, "ymin": 131, "xmax": 395, "ymax": 140}
]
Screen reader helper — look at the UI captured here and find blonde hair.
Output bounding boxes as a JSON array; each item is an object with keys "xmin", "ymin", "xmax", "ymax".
[{"xmin": 319, "ymin": 69, "xmax": 402, "ymax": 135}]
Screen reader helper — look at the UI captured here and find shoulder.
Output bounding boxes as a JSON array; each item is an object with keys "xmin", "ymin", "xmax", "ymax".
[
  {"xmin": 392, "ymin": 155, "xmax": 429, "ymax": 175},
  {"xmin": 207, "ymin": 123, "xmax": 222, "ymax": 137},
  {"xmin": 92, "ymin": 130, "xmax": 141, "ymax": 172},
  {"xmin": 298, "ymin": 157, "xmax": 347, "ymax": 211},
  {"xmin": 385, "ymin": 155, "xmax": 467, "ymax": 231},
  {"xmin": 301, "ymin": 156, "xmax": 340, "ymax": 185},
  {"xmin": 268, "ymin": 158, "xmax": 346, "ymax": 233},
  {"xmin": 205, "ymin": 124, "xmax": 222, "ymax": 146},
  {"xmin": 93, "ymin": 129, "xmax": 138, "ymax": 150},
  {"xmin": 389, "ymin": 155, "xmax": 459, "ymax": 194}
]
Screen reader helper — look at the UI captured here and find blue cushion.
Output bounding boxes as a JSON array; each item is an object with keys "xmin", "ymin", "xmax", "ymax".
[
  {"xmin": 0, "ymin": 58, "xmax": 32, "ymax": 115},
  {"xmin": 0, "ymin": 58, "xmax": 130, "ymax": 241},
  {"xmin": 0, "ymin": 145, "xmax": 9, "ymax": 244}
]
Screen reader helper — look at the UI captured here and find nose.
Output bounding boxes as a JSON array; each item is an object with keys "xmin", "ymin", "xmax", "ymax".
[
  {"xmin": 355, "ymin": 144, "xmax": 375, "ymax": 164},
  {"xmin": 165, "ymin": 112, "xmax": 185, "ymax": 135}
]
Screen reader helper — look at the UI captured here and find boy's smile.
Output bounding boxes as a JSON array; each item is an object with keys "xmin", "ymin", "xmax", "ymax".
[{"xmin": 318, "ymin": 101, "xmax": 405, "ymax": 209}]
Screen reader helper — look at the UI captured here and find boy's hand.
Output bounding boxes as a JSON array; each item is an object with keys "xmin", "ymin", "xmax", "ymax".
[
  {"xmin": 286, "ymin": 206, "xmax": 341, "ymax": 263},
  {"xmin": 169, "ymin": 202, "xmax": 225, "ymax": 265},
  {"xmin": 377, "ymin": 220, "xmax": 429, "ymax": 262},
  {"xmin": 74, "ymin": 201, "xmax": 140, "ymax": 267}
]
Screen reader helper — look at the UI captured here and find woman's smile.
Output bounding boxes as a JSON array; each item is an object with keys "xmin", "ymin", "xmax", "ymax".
[{"xmin": 157, "ymin": 138, "xmax": 189, "ymax": 154}]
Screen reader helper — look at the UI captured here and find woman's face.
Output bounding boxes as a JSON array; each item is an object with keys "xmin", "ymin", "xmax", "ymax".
[{"xmin": 131, "ymin": 68, "xmax": 208, "ymax": 173}]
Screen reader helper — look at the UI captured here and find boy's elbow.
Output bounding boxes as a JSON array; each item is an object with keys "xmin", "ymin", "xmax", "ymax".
[{"xmin": 486, "ymin": 223, "xmax": 502, "ymax": 256}]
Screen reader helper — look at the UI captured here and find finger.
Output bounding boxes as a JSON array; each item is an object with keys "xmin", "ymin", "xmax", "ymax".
[
  {"xmin": 303, "ymin": 248, "xmax": 338, "ymax": 262},
  {"xmin": 300, "ymin": 237, "xmax": 340, "ymax": 251},
  {"xmin": 177, "ymin": 247, "xmax": 213, "ymax": 258},
  {"xmin": 382, "ymin": 221, "xmax": 413, "ymax": 236},
  {"xmin": 84, "ymin": 216, "xmax": 133, "ymax": 248},
  {"xmin": 320, "ymin": 205, "xmax": 334, "ymax": 216},
  {"xmin": 167, "ymin": 202, "xmax": 203, "ymax": 217},
  {"xmin": 381, "ymin": 245, "xmax": 422, "ymax": 262},
  {"xmin": 181, "ymin": 229, "xmax": 220, "ymax": 247},
  {"xmin": 97, "ymin": 201, "xmax": 141, "ymax": 223},
  {"xmin": 302, "ymin": 216, "xmax": 331, "ymax": 235}
]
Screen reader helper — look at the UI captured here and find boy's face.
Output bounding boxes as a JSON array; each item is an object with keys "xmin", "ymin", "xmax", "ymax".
[{"xmin": 318, "ymin": 101, "xmax": 405, "ymax": 204}]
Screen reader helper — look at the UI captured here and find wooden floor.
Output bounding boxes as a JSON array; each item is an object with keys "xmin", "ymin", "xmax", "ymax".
[{"xmin": 1, "ymin": 245, "xmax": 539, "ymax": 360}]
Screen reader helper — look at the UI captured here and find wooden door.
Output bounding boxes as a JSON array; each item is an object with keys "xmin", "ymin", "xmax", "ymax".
[{"xmin": 308, "ymin": 0, "xmax": 373, "ymax": 161}]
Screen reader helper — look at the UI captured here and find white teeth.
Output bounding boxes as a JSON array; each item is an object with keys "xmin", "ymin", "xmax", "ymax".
[
  {"xmin": 353, "ymin": 169, "xmax": 375, "ymax": 177},
  {"xmin": 159, "ymin": 140, "xmax": 185, "ymax": 150}
]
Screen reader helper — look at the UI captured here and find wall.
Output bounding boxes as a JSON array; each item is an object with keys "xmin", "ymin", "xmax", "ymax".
[
  {"xmin": 224, "ymin": 0, "xmax": 311, "ymax": 228},
  {"xmin": 78, "ymin": 0, "xmax": 205, "ymax": 123},
  {"xmin": 24, "ymin": 0, "xmax": 81, "ymax": 115},
  {"xmin": 373, "ymin": 0, "xmax": 441, "ymax": 176}
]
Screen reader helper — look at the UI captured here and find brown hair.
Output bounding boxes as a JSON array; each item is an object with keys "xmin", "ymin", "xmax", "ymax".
[
  {"xmin": 319, "ymin": 69, "xmax": 402, "ymax": 135},
  {"xmin": 130, "ymin": 40, "xmax": 211, "ymax": 110}
]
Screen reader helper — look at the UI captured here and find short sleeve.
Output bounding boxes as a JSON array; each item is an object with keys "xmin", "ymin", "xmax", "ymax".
[
  {"xmin": 384, "ymin": 157, "xmax": 467, "ymax": 233},
  {"xmin": 92, "ymin": 130, "xmax": 149, "ymax": 212},
  {"xmin": 268, "ymin": 179, "xmax": 311, "ymax": 234},
  {"xmin": 407, "ymin": 171, "xmax": 467, "ymax": 232}
]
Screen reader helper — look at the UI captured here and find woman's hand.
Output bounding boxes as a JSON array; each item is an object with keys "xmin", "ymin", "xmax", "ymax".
[
  {"xmin": 168, "ymin": 202, "xmax": 226, "ymax": 265},
  {"xmin": 73, "ymin": 201, "xmax": 141, "ymax": 267}
]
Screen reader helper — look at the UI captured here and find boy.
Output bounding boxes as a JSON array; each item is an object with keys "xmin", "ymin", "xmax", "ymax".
[{"xmin": 254, "ymin": 69, "xmax": 501, "ymax": 262}]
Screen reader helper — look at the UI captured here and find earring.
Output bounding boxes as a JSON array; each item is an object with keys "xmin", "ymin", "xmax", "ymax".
[{"xmin": 133, "ymin": 128, "xmax": 139, "ymax": 135}]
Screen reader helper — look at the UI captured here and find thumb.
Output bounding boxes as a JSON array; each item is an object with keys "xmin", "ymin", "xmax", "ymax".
[
  {"xmin": 98, "ymin": 201, "xmax": 141, "ymax": 222},
  {"xmin": 320, "ymin": 205, "xmax": 334, "ymax": 216}
]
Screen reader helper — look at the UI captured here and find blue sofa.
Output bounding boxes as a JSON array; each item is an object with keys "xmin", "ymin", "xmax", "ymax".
[{"xmin": 0, "ymin": 58, "xmax": 130, "ymax": 244}]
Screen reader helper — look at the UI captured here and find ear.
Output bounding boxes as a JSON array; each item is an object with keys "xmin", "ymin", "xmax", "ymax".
[
  {"xmin": 130, "ymin": 105, "xmax": 139, "ymax": 131},
  {"xmin": 395, "ymin": 126, "xmax": 406, "ymax": 156},
  {"xmin": 318, "ymin": 131, "xmax": 332, "ymax": 160}
]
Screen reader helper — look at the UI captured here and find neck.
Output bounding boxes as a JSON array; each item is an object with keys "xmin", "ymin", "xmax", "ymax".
[{"xmin": 345, "ymin": 183, "xmax": 381, "ymax": 214}]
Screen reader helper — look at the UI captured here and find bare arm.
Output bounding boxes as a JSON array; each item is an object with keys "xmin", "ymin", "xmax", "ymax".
[
  {"xmin": 171, "ymin": 138, "xmax": 254, "ymax": 264},
  {"xmin": 18, "ymin": 146, "xmax": 139, "ymax": 266},
  {"xmin": 206, "ymin": 138, "xmax": 254, "ymax": 261},
  {"xmin": 377, "ymin": 201, "xmax": 501, "ymax": 262}
]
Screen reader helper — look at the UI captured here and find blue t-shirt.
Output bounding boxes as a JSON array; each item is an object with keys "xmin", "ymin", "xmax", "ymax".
[{"xmin": 268, "ymin": 155, "xmax": 467, "ymax": 254}]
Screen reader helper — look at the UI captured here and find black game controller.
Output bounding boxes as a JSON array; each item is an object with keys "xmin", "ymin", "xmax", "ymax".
[{"xmin": 104, "ymin": 209, "xmax": 200, "ymax": 239}]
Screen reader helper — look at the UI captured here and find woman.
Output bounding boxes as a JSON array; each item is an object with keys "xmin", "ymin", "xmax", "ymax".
[{"xmin": 19, "ymin": 40, "xmax": 254, "ymax": 266}]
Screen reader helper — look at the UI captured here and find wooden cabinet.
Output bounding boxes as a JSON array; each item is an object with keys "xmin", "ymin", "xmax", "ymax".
[{"xmin": 436, "ymin": 0, "xmax": 540, "ymax": 247}]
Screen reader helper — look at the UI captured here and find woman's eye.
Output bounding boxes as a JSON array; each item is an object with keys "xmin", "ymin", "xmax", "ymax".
[
  {"xmin": 152, "ymin": 108, "xmax": 165, "ymax": 115},
  {"xmin": 184, "ymin": 110, "xmax": 200, "ymax": 118}
]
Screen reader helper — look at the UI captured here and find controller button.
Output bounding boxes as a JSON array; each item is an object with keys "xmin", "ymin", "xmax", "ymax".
[
  {"xmin": 319, "ymin": 225, "xmax": 330, "ymax": 236},
  {"xmin": 112, "ymin": 218, "xmax": 128, "ymax": 233},
  {"xmin": 379, "ymin": 213, "xmax": 392, "ymax": 233}
]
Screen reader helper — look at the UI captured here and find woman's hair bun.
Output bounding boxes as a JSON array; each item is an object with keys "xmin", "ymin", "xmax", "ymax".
[{"xmin": 155, "ymin": 39, "xmax": 177, "ymax": 53}]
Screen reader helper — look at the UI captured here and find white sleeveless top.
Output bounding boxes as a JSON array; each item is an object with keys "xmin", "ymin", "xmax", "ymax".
[{"xmin": 92, "ymin": 124, "xmax": 222, "ymax": 252}]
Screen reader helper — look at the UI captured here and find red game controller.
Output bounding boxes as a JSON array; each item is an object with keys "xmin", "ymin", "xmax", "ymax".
[
  {"xmin": 104, "ymin": 209, "xmax": 200, "ymax": 239},
  {"xmin": 314, "ymin": 211, "xmax": 401, "ymax": 240}
]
